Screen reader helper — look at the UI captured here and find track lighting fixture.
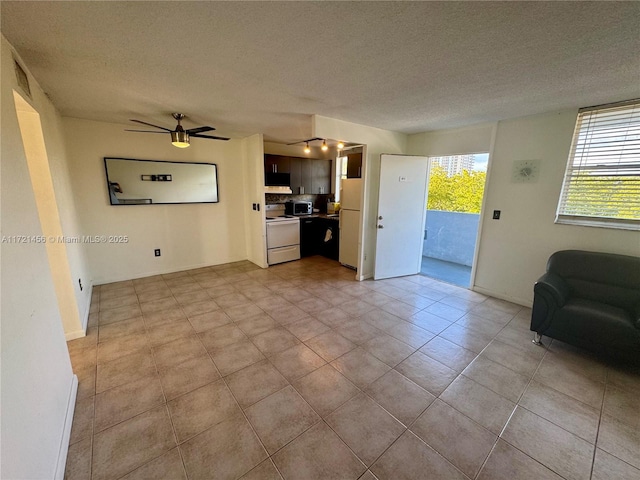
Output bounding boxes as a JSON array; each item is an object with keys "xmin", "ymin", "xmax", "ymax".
[
  {"xmin": 304, "ymin": 142, "xmax": 311, "ymax": 154},
  {"xmin": 321, "ymin": 140, "xmax": 328, "ymax": 151},
  {"xmin": 337, "ymin": 141, "xmax": 344, "ymax": 150}
]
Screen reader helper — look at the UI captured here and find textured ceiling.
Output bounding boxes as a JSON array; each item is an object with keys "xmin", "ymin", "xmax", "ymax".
[{"xmin": 2, "ymin": 1, "xmax": 639, "ymax": 143}]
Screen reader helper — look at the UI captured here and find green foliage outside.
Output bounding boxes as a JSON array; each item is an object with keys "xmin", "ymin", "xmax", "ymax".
[
  {"xmin": 563, "ymin": 175, "xmax": 640, "ymax": 220},
  {"xmin": 427, "ymin": 166, "xmax": 486, "ymax": 213}
]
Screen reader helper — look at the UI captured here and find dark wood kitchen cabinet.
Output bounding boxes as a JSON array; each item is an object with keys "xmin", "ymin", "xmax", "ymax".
[
  {"xmin": 346, "ymin": 153, "xmax": 362, "ymax": 178},
  {"xmin": 289, "ymin": 158, "xmax": 312, "ymax": 195},
  {"xmin": 311, "ymin": 159, "xmax": 331, "ymax": 194},
  {"xmin": 264, "ymin": 155, "xmax": 290, "ymax": 174}
]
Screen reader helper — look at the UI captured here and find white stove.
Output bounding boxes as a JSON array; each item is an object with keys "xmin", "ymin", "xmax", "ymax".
[{"xmin": 265, "ymin": 204, "xmax": 300, "ymax": 265}]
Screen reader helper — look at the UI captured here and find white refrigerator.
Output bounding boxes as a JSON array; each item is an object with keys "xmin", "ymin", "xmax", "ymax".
[{"xmin": 339, "ymin": 178, "xmax": 362, "ymax": 269}]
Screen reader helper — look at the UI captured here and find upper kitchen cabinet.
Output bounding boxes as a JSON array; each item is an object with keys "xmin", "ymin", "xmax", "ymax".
[
  {"xmin": 264, "ymin": 154, "xmax": 291, "ymax": 174},
  {"xmin": 346, "ymin": 153, "xmax": 362, "ymax": 178},
  {"xmin": 290, "ymin": 158, "xmax": 312, "ymax": 195},
  {"xmin": 312, "ymin": 159, "xmax": 331, "ymax": 194}
]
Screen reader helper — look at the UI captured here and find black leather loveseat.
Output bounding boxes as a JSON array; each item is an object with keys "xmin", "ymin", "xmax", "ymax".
[{"xmin": 531, "ymin": 250, "xmax": 640, "ymax": 359}]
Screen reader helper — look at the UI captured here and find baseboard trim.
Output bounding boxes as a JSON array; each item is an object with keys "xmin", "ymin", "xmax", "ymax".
[
  {"xmin": 55, "ymin": 374, "xmax": 78, "ymax": 480},
  {"xmin": 472, "ymin": 286, "xmax": 532, "ymax": 308}
]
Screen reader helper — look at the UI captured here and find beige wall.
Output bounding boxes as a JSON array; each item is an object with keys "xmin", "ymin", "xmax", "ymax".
[
  {"xmin": 1, "ymin": 35, "xmax": 77, "ymax": 479},
  {"xmin": 63, "ymin": 117, "xmax": 250, "ymax": 284},
  {"xmin": 243, "ymin": 133, "xmax": 268, "ymax": 267},
  {"xmin": 313, "ymin": 115, "xmax": 408, "ymax": 279}
]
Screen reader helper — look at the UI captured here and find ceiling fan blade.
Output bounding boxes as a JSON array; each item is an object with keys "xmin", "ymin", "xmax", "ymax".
[
  {"xmin": 190, "ymin": 133, "xmax": 230, "ymax": 141},
  {"xmin": 186, "ymin": 126, "xmax": 216, "ymax": 135},
  {"xmin": 125, "ymin": 129, "xmax": 168, "ymax": 134},
  {"xmin": 130, "ymin": 119, "xmax": 172, "ymax": 131}
]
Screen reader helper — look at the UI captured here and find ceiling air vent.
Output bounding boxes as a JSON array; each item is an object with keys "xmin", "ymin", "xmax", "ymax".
[{"xmin": 14, "ymin": 59, "xmax": 31, "ymax": 98}]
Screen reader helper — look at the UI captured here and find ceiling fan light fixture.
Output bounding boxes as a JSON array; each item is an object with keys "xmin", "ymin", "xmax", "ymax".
[
  {"xmin": 171, "ymin": 130, "xmax": 190, "ymax": 148},
  {"xmin": 304, "ymin": 142, "xmax": 311, "ymax": 154},
  {"xmin": 321, "ymin": 140, "xmax": 328, "ymax": 152}
]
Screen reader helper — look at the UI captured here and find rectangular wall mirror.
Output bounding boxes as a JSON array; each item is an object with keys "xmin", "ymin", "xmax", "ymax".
[{"xmin": 104, "ymin": 157, "xmax": 219, "ymax": 205}]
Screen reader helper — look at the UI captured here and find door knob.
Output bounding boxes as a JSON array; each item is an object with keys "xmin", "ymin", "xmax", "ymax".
[
  {"xmin": 378, "ymin": 224, "xmax": 384, "ymax": 229},
  {"xmin": 378, "ymin": 216, "xmax": 383, "ymax": 220}
]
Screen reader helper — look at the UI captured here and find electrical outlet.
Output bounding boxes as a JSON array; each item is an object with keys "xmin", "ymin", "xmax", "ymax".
[
  {"xmin": 154, "ymin": 249, "xmax": 161, "ymax": 257},
  {"xmin": 78, "ymin": 278, "xmax": 83, "ymax": 291},
  {"xmin": 493, "ymin": 210, "xmax": 501, "ymax": 220}
]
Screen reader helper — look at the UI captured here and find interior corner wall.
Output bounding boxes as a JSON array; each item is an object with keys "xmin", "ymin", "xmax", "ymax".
[
  {"xmin": 407, "ymin": 122, "xmax": 496, "ymax": 156},
  {"xmin": 63, "ymin": 117, "xmax": 249, "ymax": 284},
  {"xmin": 313, "ymin": 115, "xmax": 408, "ymax": 279},
  {"xmin": 474, "ymin": 109, "xmax": 640, "ymax": 305},
  {"xmin": 242, "ymin": 134, "xmax": 268, "ymax": 268},
  {"xmin": 1, "ymin": 34, "xmax": 76, "ymax": 479}
]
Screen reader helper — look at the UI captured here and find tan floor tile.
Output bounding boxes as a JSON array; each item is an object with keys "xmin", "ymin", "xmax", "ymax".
[
  {"xmin": 361, "ymin": 334, "xmax": 415, "ymax": 367},
  {"xmin": 326, "ymin": 393, "xmax": 405, "ymax": 466},
  {"xmin": 64, "ymin": 437, "xmax": 92, "ymax": 480},
  {"xmin": 440, "ymin": 375, "xmax": 515, "ymax": 435},
  {"xmin": 520, "ymin": 380, "xmax": 600, "ymax": 443},
  {"xmin": 139, "ymin": 296, "xmax": 179, "ymax": 314},
  {"xmin": 239, "ymin": 286, "xmax": 273, "ymax": 302},
  {"xmin": 205, "ymin": 284, "xmax": 237, "ymax": 298},
  {"xmin": 365, "ymin": 370, "xmax": 435, "ymax": 426},
  {"xmin": 99, "ymin": 285, "xmax": 136, "ymax": 301},
  {"xmin": 408, "ymin": 310, "xmax": 453, "ymax": 334},
  {"xmin": 96, "ymin": 351, "xmax": 156, "ymax": 393},
  {"xmin": 100, "ymin": 280, "xmax": 134, "ymax": 292},
  {"xmin": 146, "ymin": 318, "xmax": 196, "ymax": 347},
  {"xmin": 395, "ymin": 352, "xmax": 458, "ymax": 395},
  {"xmin": 76, "ymin": 364, "xmax": 97, "ymax": 399},
  {"xmin": 439, "ymin": 323, "xmax": 494, "ymax": 353},
  {"xmin": 235, "ymin": 313, "xmax": 280, "ymax": 337},
  {"xmin": 478, "ymin": 439, "xmax": 563, "ymax": 480},
  {"xmin": 173, "ymin": 289, "xmax": 211, "ymax": 306},
  {"xmin": 69, "ymin": 395, "xmax": 94, "ymax": 446},
  {"xmin": 411, "ymin": 400, "xmax": 496, "ymax": 478},
  {"xmin": 152, "ymin": 335, "xmax": 207, "ymax": 371},
  {"xmin": 334, "ymin": 320, "xmax": 381, "ymax": 345},
  {"xmin": 95, "ymin": 374, "xmax": 164, "ymax": 432},
  {"xmin": 330, "ymin": 347, "xmax": 390, "ymax": 388},
  {"xmin": 607, "ymin": 365, "xmax": 640, "ymax": 396},
  {"xmin": 120, "ymin": 448, "xmax": 187, "ymax": 480},
  {"xmin": 180, "ymin": 413, "xmax": 267, "ymax": 480},
  {"xmin": 239, "ymin": 459, "xmax": 282, "ymax": 479},
  {"xmin": 99, "ymin": 293, "xmax": 138, "ymax": 311},
  {"xmin": 287, "ymin": 317, "xmax": 332, "ymax": 341},
  {"xmin": 170, "ymin": 282, "xmax": 202, "ymax": 296},
  {"xmin": 371, "ymin": 431, "xmax": 466, "ymax": 480},
  {"xmin": 270, "ymin": 344, "xmax": 327, "ymax": 381},
  {"xmin": 245, "ymin": 385, "xmax": 320, "ymax": 454},
  {"xmin": 97, "ymin": 333, "xmax": 150, "ymax": 365},
  {"xmin": 226, "ymin": 360, "xmax": 289, "ymax": 408},
  {"xmin": 480, "ymin": 338, "xmax": 544, "ymax": 377},
  {"xmin": 340, "ymin": 299, "xmax": 377, "ymax": 317},
  {"xmin": 272, "ymin": 421, "xmax": 366, "ymax": 480},
  {"xmin": 591, "ymin": 448, "xmax": 640, "ymax": 480},
  {"xmin": 419, "ymin": 336, "xmax": 477, "ymax": 372},
  {"xmin": 199, "ymin": 323, "xmax": 247, "ymax": 351},
  {"xmin": 312, "ymin": 306, "xmax": 353, "ymax": 328},
  {"xmin": 305, "ymin": 331, "xmax": 357, "ymax": 362},
  {"xmin": 603, "ymin": 384, "xmax": 640, "ymax": 428},
  {"xmin": 423, "ymin": 302, "xmax": 466, "ymax": 321},
  {"xmin": 181, "ymin": 299, "xmax": 220, "ymax": 317},
  {"xmin": 462, "ymin": 356, "xmax": 530, "ymax": 402},
  {"xmin": 98, "ymin": 317, "xmax": 145, "ymax": 344},
  {"xmin": 137, "ymin": 287, "xmax": 173, "ymax": 304},
  {"xmin": 168, "ymin": 380, "xmax": 240, "ymax": 443},
  {"xmin": 92, "ymin": 405, "xmax": 176, "ymax": 480},
  {"xmin": 381, "ymin": 320, "xmax": 434, "ymax": 349},
  {"xmin": 251, "ymin": 327, "xmax": 301, "ymax": 357},
  {"xmin": 292, "ymin": 364, "xmax": 360, "ymax": 417},
  {"xmin": 598, "ymin": 413, "xmax": 640, "ymax": 469},
  {"xmin": 142, "ymin": 307, "xmax": 186, "ymax": 328},
  {"xmin": 534, "ymin": 359, "xmax": 605, "ymax": 409},
  {"xmin": 209, "ymin": 339, "xmax": 266, "ymax": 376},
  {"xmin": 159, "ymin": 355, "xmax": 220, "ymax": 400},
  {"xmin": 215, "ymin": 292, "xmax": 251, "ymax": 309},
  {"xmin": 502, "ymin": 407, "xmax": 594, "ymax": 480},
  {"xmin": 224, "ymin": 302, "xmax": 264, "ymax": 320},
  {"xmin": 99, "ymin": 304, "xmax": 142, "ymax": 326},
  {"xmin": 188, "ymin": 310, "xmax": 232, "ymax": 333},
  {"xmin": 380, "ymin": 300, "xmax": 423, "ymax": 320}
]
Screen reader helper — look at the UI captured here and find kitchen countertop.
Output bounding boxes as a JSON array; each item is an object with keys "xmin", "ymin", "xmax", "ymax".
[{"xmin": 297, "ymin": 213, "xmax": 340, "ymax": 221}]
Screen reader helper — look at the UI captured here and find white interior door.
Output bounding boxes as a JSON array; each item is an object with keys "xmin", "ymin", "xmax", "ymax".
[{"xmin": 374, "ymin": 154, "xmax": 430, "ymax": 279}]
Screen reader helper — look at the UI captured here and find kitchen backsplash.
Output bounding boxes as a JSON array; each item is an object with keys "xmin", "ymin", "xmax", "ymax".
[{"xmin": 265, "ymin": 193, "xmax": 333, "ymax": 211}]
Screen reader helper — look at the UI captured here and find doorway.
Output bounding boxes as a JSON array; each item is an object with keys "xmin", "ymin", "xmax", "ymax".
[{"xmin": 420, "ymin": 153, "xmax": 489, "ymax": 287}]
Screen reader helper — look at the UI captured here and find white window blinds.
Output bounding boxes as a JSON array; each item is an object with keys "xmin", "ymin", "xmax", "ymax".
[{"xmin": 556, "ymin": 100, "xmax": 640, "ymax": 230}]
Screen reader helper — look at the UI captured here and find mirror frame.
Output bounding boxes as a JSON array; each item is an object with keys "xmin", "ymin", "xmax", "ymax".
[{"xmin": 104, "ymin": 157, "xmax": 219, "ymax": 206}]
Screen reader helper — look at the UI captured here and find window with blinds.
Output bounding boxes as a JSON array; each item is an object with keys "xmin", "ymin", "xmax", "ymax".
[{"xmin": 556, "ymin": 99, "xmax": 640, "ymax": 230}]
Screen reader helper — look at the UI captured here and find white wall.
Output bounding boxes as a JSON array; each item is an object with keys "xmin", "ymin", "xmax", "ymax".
[
  {"xmin": 474, "ymin": 109, "xmax": 640, "ymax": 305},
  {"xmin": 1, "ymin": 35, "xmax": 76, "ymax": 479},
  {"xmin": 407, "ymin": 122, "xmax": 495, "ymax": 156},
  {"xmin": 63, "ymin": 117, "xmax": 250, "ymax": 284},
  {"xmin": 313, "ymin": 115, "xmax": 408, "ymax": 279},
  {"xmin": 243, "ymin": 134, "xmax": 268, "ymax": 267}
]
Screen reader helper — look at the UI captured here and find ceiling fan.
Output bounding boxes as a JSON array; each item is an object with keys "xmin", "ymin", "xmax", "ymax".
[{"xmin": 126, "ymin": 113, "xmax": 229, "ymax": 148}]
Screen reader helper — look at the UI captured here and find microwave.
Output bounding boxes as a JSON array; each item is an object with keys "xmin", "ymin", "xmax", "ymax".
[{"xmin": 285, "ymin": 201, "xmax": 312, "ymax": 216}]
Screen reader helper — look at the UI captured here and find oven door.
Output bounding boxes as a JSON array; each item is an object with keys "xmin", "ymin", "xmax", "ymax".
[{"xmin": 266, "ymin": 221, "xmax": 300, "ymax": 249}]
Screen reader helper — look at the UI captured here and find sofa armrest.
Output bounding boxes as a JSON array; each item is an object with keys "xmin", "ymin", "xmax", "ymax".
[
  {"xmin": 534, "ymin": 272, "xmax": 570, "ymax": 308},
  {"xmin": 634, "ymin": 303, "xmax": 640, "ymax": 329}
]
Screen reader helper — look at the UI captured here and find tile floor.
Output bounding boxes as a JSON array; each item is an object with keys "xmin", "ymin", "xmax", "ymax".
[{"xmin": 65, "ymin": 256, "xmax": 640, "ymax": 480}]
